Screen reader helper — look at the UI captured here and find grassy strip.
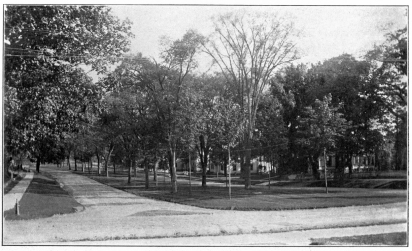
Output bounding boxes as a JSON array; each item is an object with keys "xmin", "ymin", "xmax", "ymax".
[
  {"xmin": 310, "ymin": 232, "xmax": 407, "ymax": 245},
  {"xmin": 73, "ymin": 170, "xmax": 406, "ymax": 211},
  {"xmin": 124, "ymin": 186, "xmax": 406, "ymax": 211},
  {"xmin": 4, "ymin": 173, "xmax": 25, "ymax": 194},
  {"xmin": 4, "ymin": 172, "xmax": 83, "ymax": 221}
]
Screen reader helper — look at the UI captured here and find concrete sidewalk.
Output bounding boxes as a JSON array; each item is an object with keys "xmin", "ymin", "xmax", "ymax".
[
  {"xmin": 4, "ymin": 172, "xmax": 34, "ymax": 211},
  {"xmin": 36, "ymin": 223, "xmax": 408, "ymax": 246},
  {"xmin": 3, "ymin": 165, "xmax": 408, "ymax": 245}
]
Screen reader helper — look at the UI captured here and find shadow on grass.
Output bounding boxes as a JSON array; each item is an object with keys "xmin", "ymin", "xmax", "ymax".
[
  {"xmin": 123, "ymin": 184, "xmax": 406, "ymax": 211},
  {"xmin": 4, "ymin": 173, "xmax": 83, "ymax": 221},
  {"xmin": 4, "ymin": 174, "xmax": 25, "ymax": 194},
  {"xmin": 310, "ymin": 232, "xmax": 407, "ymax": 245},
  {"xmin": 72, "ymin": 169, "xmax": 407, "ymax": 211}
]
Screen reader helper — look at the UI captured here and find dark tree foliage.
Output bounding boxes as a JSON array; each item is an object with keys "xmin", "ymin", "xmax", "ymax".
[{"xmin": 4, "ymin": 6, "xmax": 134, "ymax": 172}]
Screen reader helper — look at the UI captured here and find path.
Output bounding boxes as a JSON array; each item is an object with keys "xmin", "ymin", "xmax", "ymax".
[
  {"xmin": 4, "ymin": 172, "xmax": 34, "ymax": 211},
  {"xmin": 38, "ymin": 223, "xmax": 407, "ymax": 246},
  {"xmin": 3, "ymin": 166, "xmax": 407, "ymax": 245}
]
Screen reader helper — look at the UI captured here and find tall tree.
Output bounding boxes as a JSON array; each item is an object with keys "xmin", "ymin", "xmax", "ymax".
[
  {"xmin": 203, "ymin": 11, "xmax": 299, "ymax": 188},
  {"xmin": 5, "ymin": 66, "xmax": 98, "ymax": 172},
  {"xmin": 4, "ymin": 6, "xmax": 134, "ymax": 172},
  {"xmin": 365, "ymin": 27, "xmax": 407, "ymax": 170},
  {"xmin": 254, "ymin": 94, "xmax": 288, "ymax": 172},
  {"xmin": 108, "ymin": 30, "xmax": 204, "ymax": 193},
  {"xmin": 272, "ymin": 64, "xmax": 318, "ymax": 173},
  {"xmin": 5, "ymin": 6, "xmax": 133, "ymax": 73},
  {"xmin": 184, "ymin": 74, "xmax": 231, "ymax": 187},
  {"xmin": 312, "ymin": 54, "xmax": 380, "ymax": 175}
]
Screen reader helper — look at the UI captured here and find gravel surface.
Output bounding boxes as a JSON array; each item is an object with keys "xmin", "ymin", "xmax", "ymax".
[{"xmin": 3, "ymin": 166, "xmax": 408, "ymax": 245}]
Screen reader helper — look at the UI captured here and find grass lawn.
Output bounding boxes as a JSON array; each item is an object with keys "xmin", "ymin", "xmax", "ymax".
[
  {"xmin": 73, "ymin": 167, "xmax": 407, "ymax": 211},
  {"xmin": 310, "ymin": 232, "xmax": 407, "ymax": 245},
  {"xmin": 4, "ymin": 172, "xmax": 83, "ymax": 221}
]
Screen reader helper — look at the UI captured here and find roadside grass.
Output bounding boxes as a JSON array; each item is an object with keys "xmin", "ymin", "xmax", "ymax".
[
  {"xmin": 4, "ymin": 173, "xmax": 25, "ymax": 194},
  {"xmin": 72, "ymin": 168, "xmax": 407, "ymax": 211},
  {"xmin": 4, "ymin": 172, "xmax": 83, "ymax": 221},
  {"xmin": 310, "ymin": 232, "xmax": 407, "ymax": 245},
  {"xmin": 125, "ymin": 185, "xmax": 406, "ymax": 211}
]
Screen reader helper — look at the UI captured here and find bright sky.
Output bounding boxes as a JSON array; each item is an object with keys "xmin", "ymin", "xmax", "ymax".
[{"xmin": 110, "ymin": 5, "xmax": 407, "ymax": 67}]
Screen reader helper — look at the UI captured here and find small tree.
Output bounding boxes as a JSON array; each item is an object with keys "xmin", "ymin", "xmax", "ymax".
[{"xmin": 297, "ymin": 94, "xmax": 349, "ymax": 181}]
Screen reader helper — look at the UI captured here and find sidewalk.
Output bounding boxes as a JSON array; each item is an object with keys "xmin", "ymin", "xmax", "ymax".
[
  {"xmin": 36, "ymin": 223, "xmax": 408, "ymax": 245},
  {"xmin": 3, "ymin": 165, "xmax": 408, "ymax": 245},
  {"xmin": 4, "ymin": 171, "xmax": 34, "ymax": 211}
]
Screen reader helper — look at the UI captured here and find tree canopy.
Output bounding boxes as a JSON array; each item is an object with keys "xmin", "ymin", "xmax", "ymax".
[
  {"xmin": 4, "ymin": 7, "xmax": 407, "ymax": 188},
  {"xmin": 4, "ymin": 6, "xmax": 134, "ymax": 171}
]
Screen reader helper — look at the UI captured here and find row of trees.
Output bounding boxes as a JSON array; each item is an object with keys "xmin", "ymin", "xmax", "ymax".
[{"xmin": 5, "ymin": 6, "xmax": 407, "ymax": 193}]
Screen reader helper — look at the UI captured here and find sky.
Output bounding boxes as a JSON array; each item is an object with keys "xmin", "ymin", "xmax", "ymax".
[{"xmin": 109, "ymin": 5, "xmax": 407, "ymax": 67}]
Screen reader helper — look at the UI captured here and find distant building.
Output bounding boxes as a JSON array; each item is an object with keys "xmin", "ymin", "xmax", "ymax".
[
  {"xmin": 176, "ymin": 156, "xmax": 276, "ymax": 174},
  {"xmin": 317, "ymin": 154, "xmax": 376, "ymax": 178}
]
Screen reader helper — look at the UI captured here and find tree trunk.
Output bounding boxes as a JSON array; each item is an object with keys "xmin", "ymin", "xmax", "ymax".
[
  {"xmin": 309, "ymin": 154, "xmax": 320, "ymax": 179},
  {"xmin": 67, "ymin": 155, "xmax": 71, "ymax": 170},
  {"xmin": 36, "ymin": 157, "xmax": 41, "ymax": 173},
  {"xmin": 348, "ymin": 154, "xmax": 353, "ymax": 177},
  {"xmin": 144, "ymin": 157, "xmax": 149, "ymax": 189},
  {"xmin": 323, "ymin": 148, "xmax": 328, "ymax": 194},
  {"xmin": 189, "ymin": 152, "xmax": 192, "ymax": 194},
  {"xmin": 81, "ymin": 161, "xmax": 84, "ymax": 173},
  {"xmin": 168, "ymin": 148, "xmax": 178, "ymax": 193},
  {"xmin": 202, "ymin": 161, "xmax": 207, "ymax": 187},
  {"xmin": 96, "ymin": 153, "xmax": 100, "ymax": 175},
  {"xmin": 154, "ymin": 159, "xmax": 160, "ymax": 181},
  {"xmin": 242, "ymin": 137, "xmax": 252, "ymax": 189},
  {"xmin": 134, "ymin": 158, "xmax": 138, "ymax": 177},
  {"xmin": 128, "ymin": 158, "xmax": 132, "ymax": 184},
  {"xmin": 197, "ymin": 135, "xmax": 209, "ymax": 187},
  {"xmin": 105, "ymin": 143, "xmax": 114, "ymax": 177},
  {"xmin": 334, "ymin": 153, "xmax": 344, "ymax": 186},
  {"xmin": 223, "ymin": 153, "xmax": 228, "ymax": 187},
  {"xmin": 201, "ymin": 149, "xmax": 209, "ymax": 187}
]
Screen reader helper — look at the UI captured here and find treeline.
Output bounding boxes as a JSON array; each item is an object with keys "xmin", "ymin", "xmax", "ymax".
[{"xmin": 4, "ymin": 6, "xmax": 407, "ymax": 192}]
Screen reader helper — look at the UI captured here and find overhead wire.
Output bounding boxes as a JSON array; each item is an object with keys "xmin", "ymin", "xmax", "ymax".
[{"xmin": 4, "ymin": 48, "xmax": 151, "ymax": 61}]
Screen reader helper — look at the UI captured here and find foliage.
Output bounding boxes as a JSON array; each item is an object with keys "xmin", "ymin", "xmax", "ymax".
[
  {"xmin": 253, "ymin": 94, "xmax": 288, "ymax": 166},
  {"xmin": 203, "ymin": 11, "xmax": 299, "ymax": 188},
  {"xmin": 364, "ymin": 27, "xmax": 407, "ymax": 170},
  {"xmin": 4, "ymin": 6, "xmax": 133, "ymax": 170},
  {"xmin": 5, "ymin": 5, "xmax": 134, "ymax": 73},
  {"xmin": 297, "ymin": 94, "xmax": 349, "ymax": 175},
  {"xmin": 298, "ymin": 94, "xmax": 348, "ymax": 151},
  {"xmin": 4, "ymin": 65, "xmax": 98, "ymax": 164}
]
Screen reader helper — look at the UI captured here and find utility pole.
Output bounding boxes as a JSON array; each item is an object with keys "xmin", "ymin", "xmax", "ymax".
[
  {"xmin": 189, "ymin": 151, "xmax": 192, "ymax": 196},
  {"xmin": 324, "ymin": 147, "xmax": 328, "ymax": 194},
  {"xmin": 228, "ymin": 146, "xmax": 231, "ymax": 200}
]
